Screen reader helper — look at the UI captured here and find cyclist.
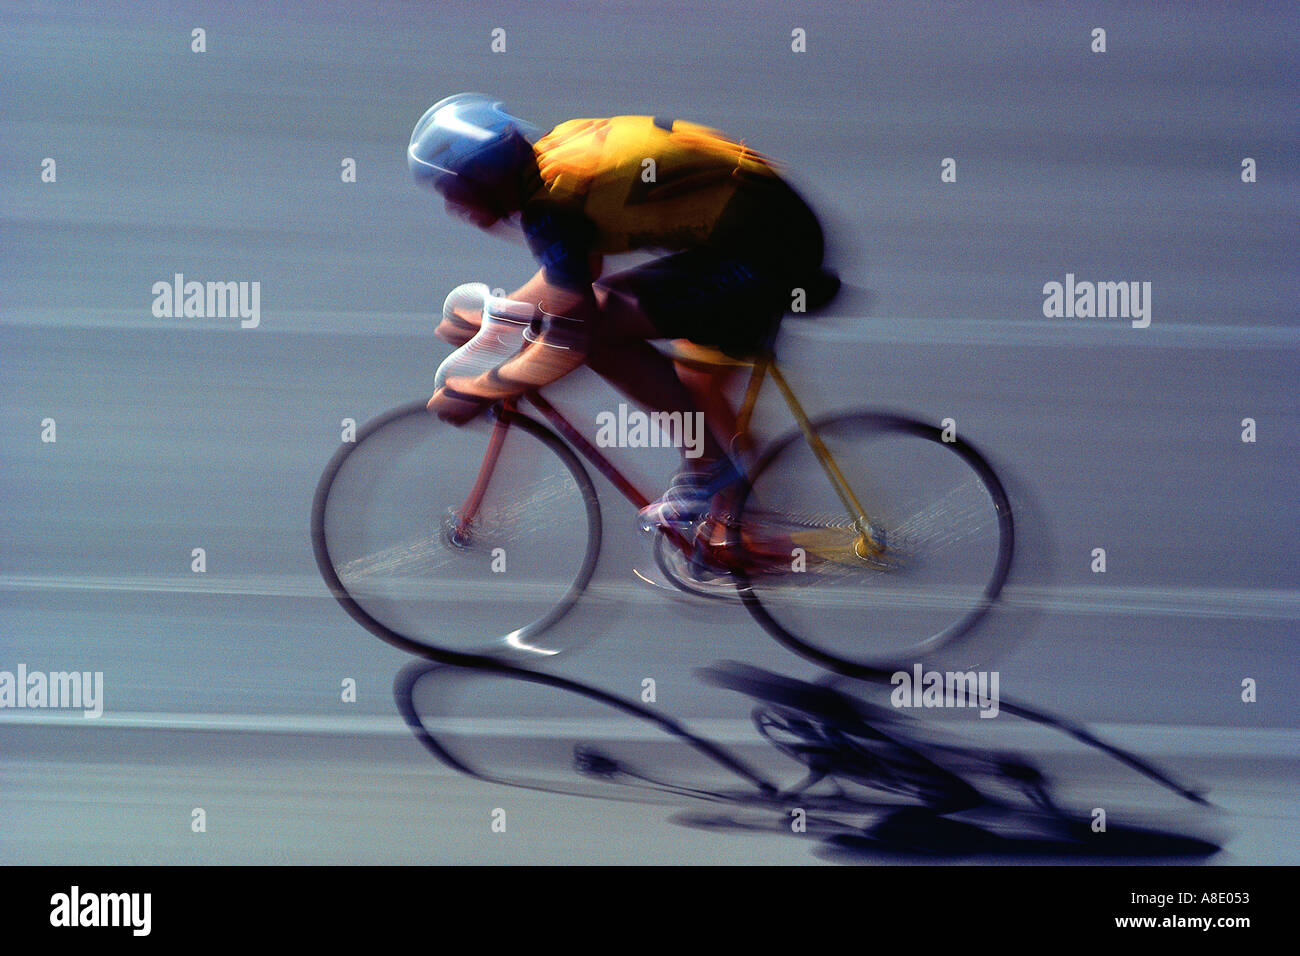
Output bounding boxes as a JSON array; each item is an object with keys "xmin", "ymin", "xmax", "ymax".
[{"xmin": 408, "ymin": 93, "xmax": 836, "ymax": 528}]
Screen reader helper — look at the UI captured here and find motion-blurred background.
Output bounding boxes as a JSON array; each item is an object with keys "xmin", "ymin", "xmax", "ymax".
[{"xmin": 1, "ymin": 0, "xmax": 1296, "ymax": 863}]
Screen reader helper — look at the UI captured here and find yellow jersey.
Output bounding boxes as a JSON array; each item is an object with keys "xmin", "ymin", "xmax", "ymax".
[{"xmin": 526, "ymin": 115, "xmax": 782, "ymax": 257}]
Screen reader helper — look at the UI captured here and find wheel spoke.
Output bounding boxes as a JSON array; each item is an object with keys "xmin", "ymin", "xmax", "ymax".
[
  {"xmin": 311, "ymin": 403, "xmax": 601, "ymax": 661},
  {"xmin": 734, "ymin": 413, "xmax": 1013, "ymax": 673}
]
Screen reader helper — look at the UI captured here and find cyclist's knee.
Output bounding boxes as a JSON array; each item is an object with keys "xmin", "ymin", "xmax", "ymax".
[
  {"xmin": 592, "ymin": 284, "xmax": 661, "ymax": 343},
  {"xmin": 674, "ymin": 357, "xmax": 732, "ymax": 392}
]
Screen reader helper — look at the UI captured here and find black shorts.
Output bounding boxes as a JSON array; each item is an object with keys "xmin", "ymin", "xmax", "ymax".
[{"xmin": 597, "ymin": 180, "xmax": 825, "ymax": 357}]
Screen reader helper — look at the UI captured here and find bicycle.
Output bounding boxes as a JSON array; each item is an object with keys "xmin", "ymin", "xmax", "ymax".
[{"xmin": 311, "ymin": 289, "xmax": 1015, "ymax": 675}]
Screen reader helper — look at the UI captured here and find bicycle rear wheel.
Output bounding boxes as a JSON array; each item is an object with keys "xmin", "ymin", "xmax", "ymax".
[
  {"xmin": 732, "ymin": 412, "xmax": 1013, "ymax": 676},
  {"xmin": 311, "ymin": 401, "xmax": 601, "ymax": 663}
]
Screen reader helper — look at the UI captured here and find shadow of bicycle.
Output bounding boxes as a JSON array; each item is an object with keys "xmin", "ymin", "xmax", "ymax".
[{"xmin": 394, "ymin": 657, "xmax": 1222, "ymax": 862}]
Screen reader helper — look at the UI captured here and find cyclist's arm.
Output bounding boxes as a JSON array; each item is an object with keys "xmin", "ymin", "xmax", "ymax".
[
  {"xmin": 434, "ymin": 255, "xmax": 602, "ymax": 348},
  {"xmin": 429, "ymin": 201, "xmax": 602, "ymax": 420},
  {"xmin": 442, "ymin": 267, "xmax": 599, "ymax": 401},
  {"xmin": 451, "ymin": 192, "xmax": 606, "ymax": 398},
  {"xmin": 427, "ymin": 265, "xmax": 604, "ymax": 421}
]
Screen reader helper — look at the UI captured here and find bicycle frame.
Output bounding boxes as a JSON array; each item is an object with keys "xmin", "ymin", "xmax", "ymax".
[{"xmin": 453, "ymin": 353, "xmax": 882, "ymax": 560}]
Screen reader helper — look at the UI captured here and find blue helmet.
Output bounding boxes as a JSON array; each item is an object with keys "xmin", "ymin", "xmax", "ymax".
[{"xmin": 408, "ymin": 93, "xmax": 537, "ymax": 204}]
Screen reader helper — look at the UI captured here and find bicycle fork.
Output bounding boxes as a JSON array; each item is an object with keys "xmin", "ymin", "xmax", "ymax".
[{"xmin": 450, "ymin": 403, "xmax": 513, "ymax": 545}]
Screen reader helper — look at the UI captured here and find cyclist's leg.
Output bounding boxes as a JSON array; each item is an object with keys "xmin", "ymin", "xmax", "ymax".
[
  {"xmin": 593, "ymin": 251, "xmax": 785, "ymax": 531},
  {"xmin": 583, "ymin": 285, "xmax": 729, "ymax": 465},
  {"xmin": 595, "ymin": 250, "xmax": 779, "ymax": 451},
  {"xmin": 673, "ymin": 357, "xmax": 742, "ymax": 461}
]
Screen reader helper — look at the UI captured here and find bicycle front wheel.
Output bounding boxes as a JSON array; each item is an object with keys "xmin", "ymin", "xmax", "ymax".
[
  {"xmin": 733, "ymin": 412, "xmax": 1013, "ymax": 676},
  {"xmin": 311, "ymin": 401, "xmax": 601, "ymax": 663}
]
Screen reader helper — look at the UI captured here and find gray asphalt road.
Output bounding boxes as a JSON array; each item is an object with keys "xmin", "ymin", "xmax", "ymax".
[{"xmin": 1, "ymin": 0, "xmax": 1297, "ymax": 865}]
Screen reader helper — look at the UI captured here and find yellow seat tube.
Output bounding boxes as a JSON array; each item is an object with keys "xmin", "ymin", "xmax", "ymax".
[
  {"xmin": 732, "ymin": 357, "xmax": 768, "ymax": 457},
  {"xmin": 766, "ymin": 362, "xmax": 882, "ymax": 556}
]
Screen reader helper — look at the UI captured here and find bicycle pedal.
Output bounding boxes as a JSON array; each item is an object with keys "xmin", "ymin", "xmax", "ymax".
[{"xmin": 638, "ymin": 517, "xmax": 698, "ymax": 535}]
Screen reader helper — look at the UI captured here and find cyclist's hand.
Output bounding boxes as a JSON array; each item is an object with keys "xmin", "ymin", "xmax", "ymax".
[
  {"xmin": 427, "ymin": 386, "xmax": 490, "ymax": 426},
  {"xmin": 438, "ymin": 281, "xmax": 489, "ymax": 345},
  {"xmin": 435, "ymin": 306, "xmax": 481, "ymax": 346}
]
